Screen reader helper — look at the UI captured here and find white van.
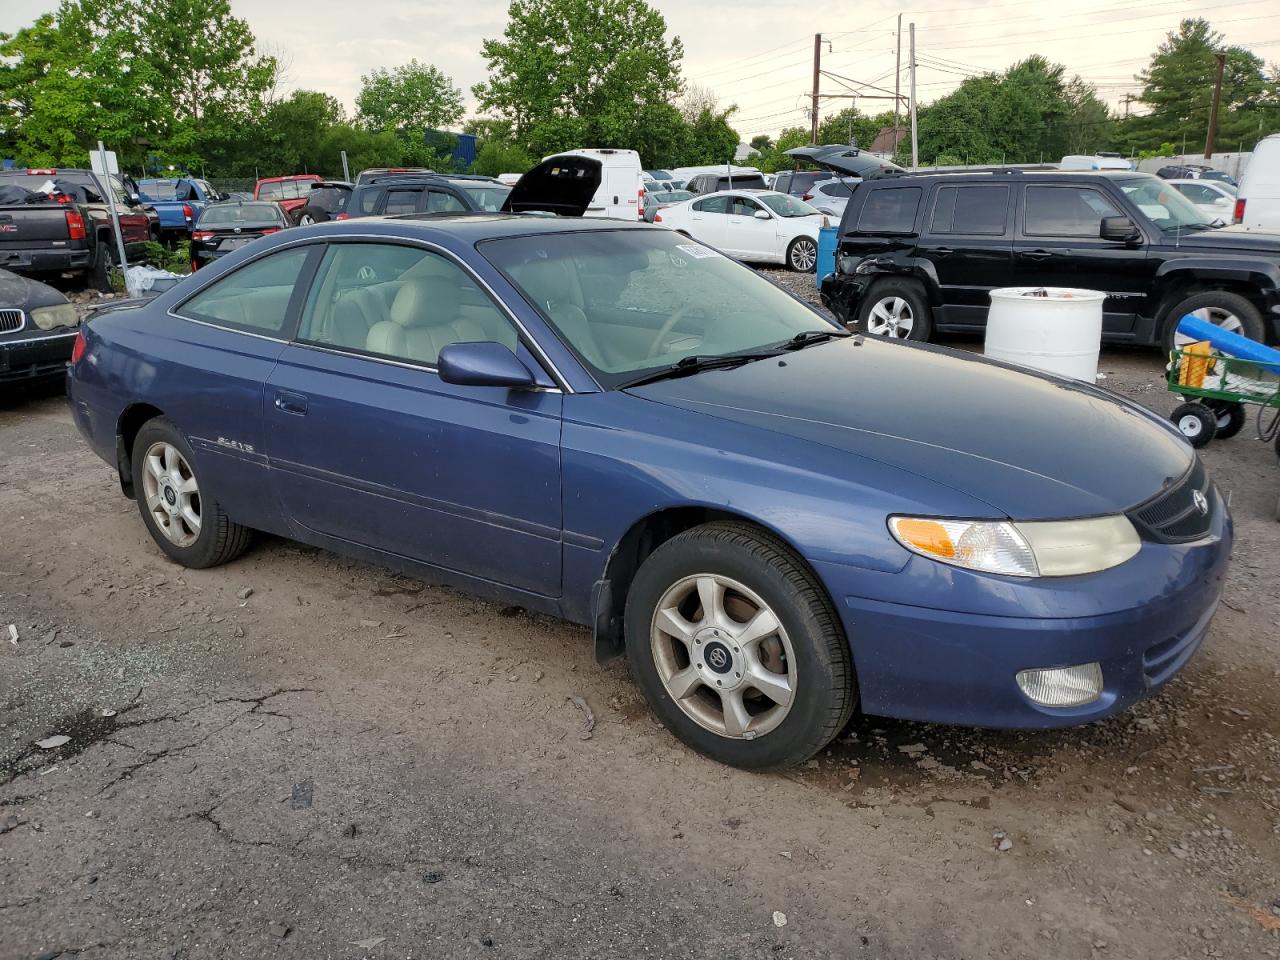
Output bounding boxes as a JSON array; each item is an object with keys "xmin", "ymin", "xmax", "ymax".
[
  {"xmin": 550, "ymin": 148, "xmax": 644, "ymax": 220},
  {"xmin": 1059, "ymin": 154, "xmax": 1133, "ymax": 171},
  {"xmin": 1233, "ymin": 133, "xmax": 1280, "ymax": 230}
]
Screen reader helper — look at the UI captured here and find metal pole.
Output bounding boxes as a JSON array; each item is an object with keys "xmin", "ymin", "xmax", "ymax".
[
  {"xmin": 893, "ymin": 14, "xmax": 902, "ymax": 155},
  {"xmin": 341, "ymin": 150, "xmax": 351, "ymax": 182},
  {"xmin": 97, "ymin": 140, "xmax": 129, "ymax": 273},
  {"xmin": 811, "ymin": 34, "xmax": 822, "ymax": 144},
  {"xmin": 909, "ymin": 23, "xmax": 919, "ymax": 169},
  {"xmin": 1204, "ymin": 51, "xmax": 1226, "ymax": 159}
]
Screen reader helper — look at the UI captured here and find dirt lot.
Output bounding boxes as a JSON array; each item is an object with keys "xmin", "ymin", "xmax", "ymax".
[{"xmin": 3, "ymin": 274, "xmax": 1279, "ymax": 960}]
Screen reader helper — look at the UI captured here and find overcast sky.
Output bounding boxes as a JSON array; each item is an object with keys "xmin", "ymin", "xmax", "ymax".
[{"xmin": 3, "ymin": 0, "xmax": 1278, "ymax": 140}]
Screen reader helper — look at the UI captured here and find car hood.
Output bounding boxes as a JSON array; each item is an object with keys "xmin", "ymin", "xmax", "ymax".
[
  {"xmin": 502, "ymin": 154, "xmax": 602, "ymax": 217},
  {"xmin": 626, "ymin": 338, "xmax": 1192, "ymax": 519},
  {"xmin": 0, "ymin": 267, "xmax": 70, "ymax": 311},
  {"xmin": 1160, "ymin": 223, "xmax": 1280, "ymax": 252},
  {"xmin": 784, "ymin": 144, "xmax": 903, "ymax": 178}
]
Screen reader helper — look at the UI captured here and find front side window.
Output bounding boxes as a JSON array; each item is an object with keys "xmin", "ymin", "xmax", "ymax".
[
  {"xmin": 1024, "ymin": 186, "xmax": 1125, "ymax": 237},
  {"xmin": 929, "ymin": 185, "xmax": 1010, "ymax": 236},
  {"xmin": 425, "ymin": 190, "xmax": 467, "ymax": 213},
  {"xmin": 383, "ymin": 189, "xmax": 421, "ymax": 215},
  {"xmin": 459, "ymin": 184, "xmax": 511, "ymax": 211},
  {"xmin": 179, "ymin": 247, "xmax": 311, "ymax": 336},
  {"xmin": 297, "ymin": 242, "xmax": 518, "ymax": 365},
  {"xmin": 856, "ymin": 187, "xmax": 922, "ymax": 233},
  {"xmin": 728, "ymin": 196, "xmax": 761, "ymax": 217},
  {"xmin": 481, "ymin": 229, "xmax": 836, "ymax": 388}
]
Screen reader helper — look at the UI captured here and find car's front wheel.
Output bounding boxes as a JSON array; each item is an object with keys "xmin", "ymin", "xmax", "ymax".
[
  {"xmin": 1162, "ymin": 290, "xmax": 1266, "ymax": 354},
  {"xmin": 131, "ymin": 418, "xmax": 253, "ymax": 568},
  {"xmin": 786, "ymin": 236, "xmax": 818, "ymax": 272},
  {"xmin": 625, "ymin": 522, "xmax": 856, "ymax": 770}
]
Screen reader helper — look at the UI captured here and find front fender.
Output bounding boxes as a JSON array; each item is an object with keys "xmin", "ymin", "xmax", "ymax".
[{"xmin": 1153, "ymin": 256, "xmax": 1280, "ymax": 295}]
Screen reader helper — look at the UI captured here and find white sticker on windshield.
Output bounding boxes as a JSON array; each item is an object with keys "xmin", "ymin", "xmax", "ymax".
[{"xmin": 675, "ymin": 243, "xmax": 723, "ymax": 260}]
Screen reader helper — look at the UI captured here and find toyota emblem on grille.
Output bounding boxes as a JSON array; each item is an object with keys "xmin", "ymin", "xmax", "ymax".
[{"xmin": 1192, "ymin": 489, "xmax": 1208, "ymax": 515}]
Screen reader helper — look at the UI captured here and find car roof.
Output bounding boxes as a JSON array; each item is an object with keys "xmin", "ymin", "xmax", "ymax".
[
  {"xmin": 291, "ymin": 212, "xmax": 653, "ymax": 242},
  {"xmin": 865, "ymin": 168, "xmax": 1150, "ymax": 183}
]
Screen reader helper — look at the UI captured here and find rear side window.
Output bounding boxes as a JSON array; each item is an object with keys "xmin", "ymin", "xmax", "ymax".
[
  {"xmin": 929, "ymin": 185, "xmax": 1010, "ymax": 236},
  {"xmin": 856, "ymin": 187, "xmax": 922, "ymax": 233},
  {"xmin": 358, "ymin": 189, "xmax": 379, "ymax": 214},
  {"xmin": 693, "ymin": 196, "xmax": 729, "ymax": 214},
  {"xmin": 179, "ymin": 247, "xmax": 311, "ymax": 336},
  {"xmin": 773, "ymin": 173, "xmax": 791, "ymax": 193}
]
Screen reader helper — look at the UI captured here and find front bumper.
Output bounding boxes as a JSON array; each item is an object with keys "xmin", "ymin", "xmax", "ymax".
[
  {"xmin": 0, "ymin": 330, "xmax": 78, "ymax": 383},
  {"xmin": 814, "ymin": 497, "xmax": 1232, "ymax": 728}
]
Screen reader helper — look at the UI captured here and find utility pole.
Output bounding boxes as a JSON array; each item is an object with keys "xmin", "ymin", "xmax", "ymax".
[
  {"xmin": 1120, "ymin": 93, "xmax": 1135, "ymax": 119},
  {"xmin": 810, "ymin": 33, "xmax": 822, "ymax": 144},
  {"xmin": 1204, "ymin": 51, "xmax": 1226, "ymax": 159},
  {"xmin": 893, "ymin": 14, "xmax": 902, "ymax": 154},
  {"xmin": 909, "ymin": 22, "xmax": 919, "ymax": 168}
]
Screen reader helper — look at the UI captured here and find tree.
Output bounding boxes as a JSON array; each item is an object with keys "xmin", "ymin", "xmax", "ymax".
[
  {"xmin": 471, "ymin": 139, "xmax": 535, "ymax": 177},
  {"xmin": 816, "ymin": 107, "xmax": 886, "ymax": 150},
  {"xmin": 257, "ymin": 90, "xmax": 346, "ymax": 173},
  {"xmin": 680, "ymin": 106, "xmax": 739, "ymax": 165},
  {"xmin": 355, "ymin": 59, "xmax": 464, "ymax": 134},
  {"xmin": 749, "ymin": 134, "xmax": 773, "ymax": 154},
  {"xmin": 1062, "ymin": 78, "xmax": 1113, "ymax": 155},
  {"xmin": 754, "ymin": 126, "xmax": 810, "ymax": 173},
  {"xmin": 473, "ymin": 0, "xmax": 684, "ymax": 158}
]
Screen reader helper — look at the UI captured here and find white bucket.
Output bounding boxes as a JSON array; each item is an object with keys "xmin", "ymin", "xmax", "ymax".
[{"xmin": 985, "ymin": 287, "xmax": 1105, "ymax": 381}]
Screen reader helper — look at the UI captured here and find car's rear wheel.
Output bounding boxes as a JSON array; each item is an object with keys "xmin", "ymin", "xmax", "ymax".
[
  {"xmin": 131, "ymin": 418, "xmax": 252, "ymax": 568},
  {"xmin": 294, "ymin": 205, "xmax": 326, "ymax": 226},
  {"xmin": 856, "ymin": 279, "xmax": 933, "ymax": 341},
  {"xmin": 1162, "ymin": 290, "xmax": 1266, "ymax": 354},
  {"xmin": 786, "ymin": 236, "xmax": 818, "ymax": 272},
  {"xmin": 89, "ymin": 242, "xmax": 112, "ymax": 293},
  {"xmin": 1170, "ymin": 401, "xmax": 1218, "ymax": 448},
  {"xmin": 624, "ymin": 521, "xmax": 855, "ymax": 770}
]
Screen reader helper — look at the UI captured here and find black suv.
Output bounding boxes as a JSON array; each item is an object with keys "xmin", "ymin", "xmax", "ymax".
[
  {"xmin": 344, "ymin": 175, "xmax": 512, "ymax": 219},
  {"xmin": 819, "ymin": 169, "xmax": 1280, "ymax": 351}
]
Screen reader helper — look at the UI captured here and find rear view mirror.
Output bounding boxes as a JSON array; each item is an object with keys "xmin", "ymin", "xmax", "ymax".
[
  {"xmin": 437, "ymin": 342, "xmax": 535, "ymax": 388},
  {"xmin": 1100, "ymin": 216, "xmax": 1139, "ymax": 243}
]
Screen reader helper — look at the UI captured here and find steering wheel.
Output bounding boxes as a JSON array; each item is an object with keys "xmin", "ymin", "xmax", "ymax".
[{"xmin": 646, "ymin": 303, "xmax": 693, "ymax": 358}]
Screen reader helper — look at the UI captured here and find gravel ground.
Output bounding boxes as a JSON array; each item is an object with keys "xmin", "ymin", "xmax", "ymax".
[{"xmin": 2, "ymin": 272, "xmax": 1279, "ymax": 959}]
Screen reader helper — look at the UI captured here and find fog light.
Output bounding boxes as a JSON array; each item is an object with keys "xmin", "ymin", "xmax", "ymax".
[{"xmin": 1015, "ymin": 662, "xmax": 1103, "ymax": 707}]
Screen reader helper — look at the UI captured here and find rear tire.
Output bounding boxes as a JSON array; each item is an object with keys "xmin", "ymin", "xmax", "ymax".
[
  {"xmin": 293, "ymin": 205, "xmax": 326, "ymax": 226},
  {"xmin": 130, "ymin": 418, "xmax": 252, "ymax": 569},
  {"xmin": 1170, "ymin": 402, "xmax": 1217, "ymax": 448},
  {"xmin": 624, "ymin": 521, "xmax": 855, "ymax": 770},
  {"xmin": 1161, "ymin": 290, "xmax": 1266, "ymax": 354},
  {"xmin": 856, "ymin": 278, "xmax": 933, "ymax": 341},
  {"xmin": 90, "ymin": 242, "xmax": 112, "ymax": 293}
]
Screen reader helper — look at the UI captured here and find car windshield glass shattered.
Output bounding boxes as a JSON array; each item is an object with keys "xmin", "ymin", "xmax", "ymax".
[
  {"xmin": 1119, "ymin": 177, "xmax": 1212, "ymax": 230},
  {"xmin": 759, "ymin": 194, "xmax": 821, "ymax": 217},
  {"xmin": 199, "ymin": 203, "xmax": 279, "ymax": 225},
  {"xmin": 481, "ymin": 229, "xmax": 838, "ymax": 388}
]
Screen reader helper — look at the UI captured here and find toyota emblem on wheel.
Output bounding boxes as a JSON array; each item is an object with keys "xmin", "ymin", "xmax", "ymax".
[{"xmin": 708, "ymin": 647, "xmax": 728, "ymax": 669}]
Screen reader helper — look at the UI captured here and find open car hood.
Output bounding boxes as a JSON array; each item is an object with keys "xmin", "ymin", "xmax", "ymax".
[
  {"xmin": 501, "ymin": 155, "xmax": 602, "ymax": 217},
  {"xmin": 784, "ymin": 144, "xmax": 903, "ymax": 178}
]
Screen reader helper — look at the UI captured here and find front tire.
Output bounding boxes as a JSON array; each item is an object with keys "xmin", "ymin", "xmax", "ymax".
[
  {"xmin": 624, "ymin": 522, "xmax": 855, "ymax": 770},
  {"xmin": 1161, "ymin": 290, "xmax": 1266, "ymax": 354},
  {"xmin": 130, "ymin": 418, "xmax": 252, "ymax": 568},
  {"xmin": 786, "ymin": 236, "xmax": 818, "ymax": 272},
  {"xmin": 856, "ymin": 279, "xmax": 933, "ymax": 341}
]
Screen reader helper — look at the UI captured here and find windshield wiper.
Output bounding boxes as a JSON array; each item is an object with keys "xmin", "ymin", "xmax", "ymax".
[
  {"xmin": 619, "ymin": 351, "xmax": 781, "ymax": 389},
  {"xmin": 779, "ymin": 328, "xmax": 852, "ymax": 350}
]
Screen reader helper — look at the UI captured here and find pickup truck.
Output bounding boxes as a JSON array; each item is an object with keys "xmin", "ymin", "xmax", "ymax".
[
  {"xmin": 254, "ymin": 174, "xmax": 323, "ymax": 221},
  {"xmin": 817, "ymin": 166, "xmax": 1280, "ymax": 352},
  {"xmin": 137, "ymin": 177, "xmax": 225, "ymax": 241},
  {"xmin": 0, "ymin": 169, "xmax": 160, "ymax": 290}
]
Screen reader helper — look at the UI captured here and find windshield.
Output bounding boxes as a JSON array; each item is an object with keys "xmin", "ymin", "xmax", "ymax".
[
  {"xmin": 481, "ymin": 229, "xmax": 836, "ymax": 388},
  {"xmin": 759, "ymin": 193, "xmax": 820, "ymax": 217},
  {"xmin": 199, "ymin": 203, "xmax": 280, "ymax": 225},
  {"xmin": 1119, "ymin": 177, "xmax": 1211, "ymax": 230},
  {"xmin": 459, "ymin": 184, "xmax": 511, "ymax": 211},
  {"xmin": 141, "ymin": 180, "xmax": 180, "ymax": 199}
]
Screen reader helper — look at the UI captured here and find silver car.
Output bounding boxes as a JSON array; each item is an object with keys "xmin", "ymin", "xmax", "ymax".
[{"xmin": 805, "ymin": 177, "xmax": 860, "ymax": 220}]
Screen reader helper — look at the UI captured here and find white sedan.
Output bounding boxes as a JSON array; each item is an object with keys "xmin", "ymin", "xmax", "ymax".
[
  {"xmin": 654, "ymin": 189, "xmax": 827, "ymax": 271},
  {"xmin": 1167, "ymin": 178, "xmax": 1236, "ymax": 224}
]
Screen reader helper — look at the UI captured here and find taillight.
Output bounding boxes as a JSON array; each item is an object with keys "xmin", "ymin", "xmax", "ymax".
[
  {"xmin": 28, "ymin": 168, "xmax": 56, "ymax": 175},
  {"xmin": 260, "ymin": 228, "xmax": 280, "ymax": 235},
  {"xmin": 70, "ymin": 330, "xmax": 87, "ymax": 365},
  {"xmin": 335, "ymin": 212, "xmax": 349, "ymax": 220},
  {"xmin": 653, "ymin": 213, "xmax": 663, "ymax": 223},
  {"xmin": 638, "ymin": 187, "xmax": 645, "ymax": 219},
  {"xmin": 1233, "ymin": 198, "xmax": 1245, "ymax": 224},
  {"xmin": 65, "ymin": 210, "xmax": 87, "ymax": 240},
  {"xmin": 192, "ymin": 230, "xmax": 214, "ymax": 240},
  {"xmin": 802, "ymin": 192, "xmax": 813, "ymax": 201},
  {"xmin": 191, "ymin": 260, "xmax": 199, "ymax": 272},
  {"xmin": 182, "ymin": 204, "xmax": 193, "ymax": 220}
]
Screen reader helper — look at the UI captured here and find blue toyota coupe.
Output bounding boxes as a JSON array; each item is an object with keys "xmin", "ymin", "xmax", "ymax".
[{"xmin": 66, "ymin": 158, "xmax": 1231, "ymax": 769}]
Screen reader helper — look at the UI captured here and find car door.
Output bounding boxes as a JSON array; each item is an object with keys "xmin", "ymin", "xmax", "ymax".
[
  {"xmin": 167, "ymin": 244, "xmax": 319, "ymax": 532},
  {"xmin": 1014, "ymin": 183, "xmax": 1154, "ymax": 337},
  {"xmin": 685, "ymin": 195, "xmax": 729, "ymax": 248},
  {"xmin": 917, "ymin": 183, "xmax": 1015, "ymax": 329},
  {"xmin": 723, "ymin": 195, "xmax": 772, "ymax": 259},
  {"xmin": 107, "ymin": 177, "xmax": 151, "ymax": 244},
  {"xmin": 264, "ymin": 240, "xmax": 564, "ymax": 597}
]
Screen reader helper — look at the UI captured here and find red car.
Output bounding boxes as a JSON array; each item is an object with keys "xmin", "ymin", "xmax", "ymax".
[{"xmin": 253, "ymin": 174, "xmax": 323, "ymax": 220}]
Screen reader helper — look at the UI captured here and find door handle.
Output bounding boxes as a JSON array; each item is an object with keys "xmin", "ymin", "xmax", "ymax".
[
  {"xmin": 1022, "ymin": 249, "xmax": 1053, "ymax": 260},
  {"xmin": 933, "ymin": 246, "xmax": 954, "ymax": 256},
  {"xmin": 274, "ymin": 391, "xmax": 308, "ymax": 415}
]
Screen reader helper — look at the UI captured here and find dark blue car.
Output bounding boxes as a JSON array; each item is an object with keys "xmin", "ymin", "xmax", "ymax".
[{"xmin": 65, "ymin": 180, "xmax": 1231, "ymax": 768}]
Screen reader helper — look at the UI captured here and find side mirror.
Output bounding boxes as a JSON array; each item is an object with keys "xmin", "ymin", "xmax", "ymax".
[
  {"xmin": 1100, "ymin": 216, "xmax": 1140, "ymax": 243},
  {"xmin": 753, "ymin": 209, "xmax": 770, "ymax": 220},
  {"xmin": 437, "ymin": 342, "xmax": 536, "ymax": 389},
  {"xmin": 128, "ymin": 192, "xmax": 142, "ymax": 205}
]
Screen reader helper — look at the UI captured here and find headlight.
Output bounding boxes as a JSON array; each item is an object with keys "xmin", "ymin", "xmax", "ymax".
[
  {"xmin": 889, "ymin": 515, "xmax": 1140, "ymax": 578},
  {"xmin": 30, "ymin": 304, "xmax": 81, "ymax": 330}
]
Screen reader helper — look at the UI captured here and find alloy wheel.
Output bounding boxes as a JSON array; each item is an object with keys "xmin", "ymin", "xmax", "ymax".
[
  {"xmin": 650, "ymin": 573, "xmax": 796, "ymax": 740},
  {"xmin": 299, "ymin": 214, "xmax": 315, "ymax": 225},
  {"xmin": 1174, "ymin": 305, "xmax": 1245, "ymax": 348},
  {"xmin": 790, "ymin": 239, "xmax": 817, "ymax": 271},
  {"xmin": 141, "ymin": 441, "xmax": 201, "ymax": 547},
  {"xmin": 866, "ymin": 296, "xmax": 915, "ymax": 338}
]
